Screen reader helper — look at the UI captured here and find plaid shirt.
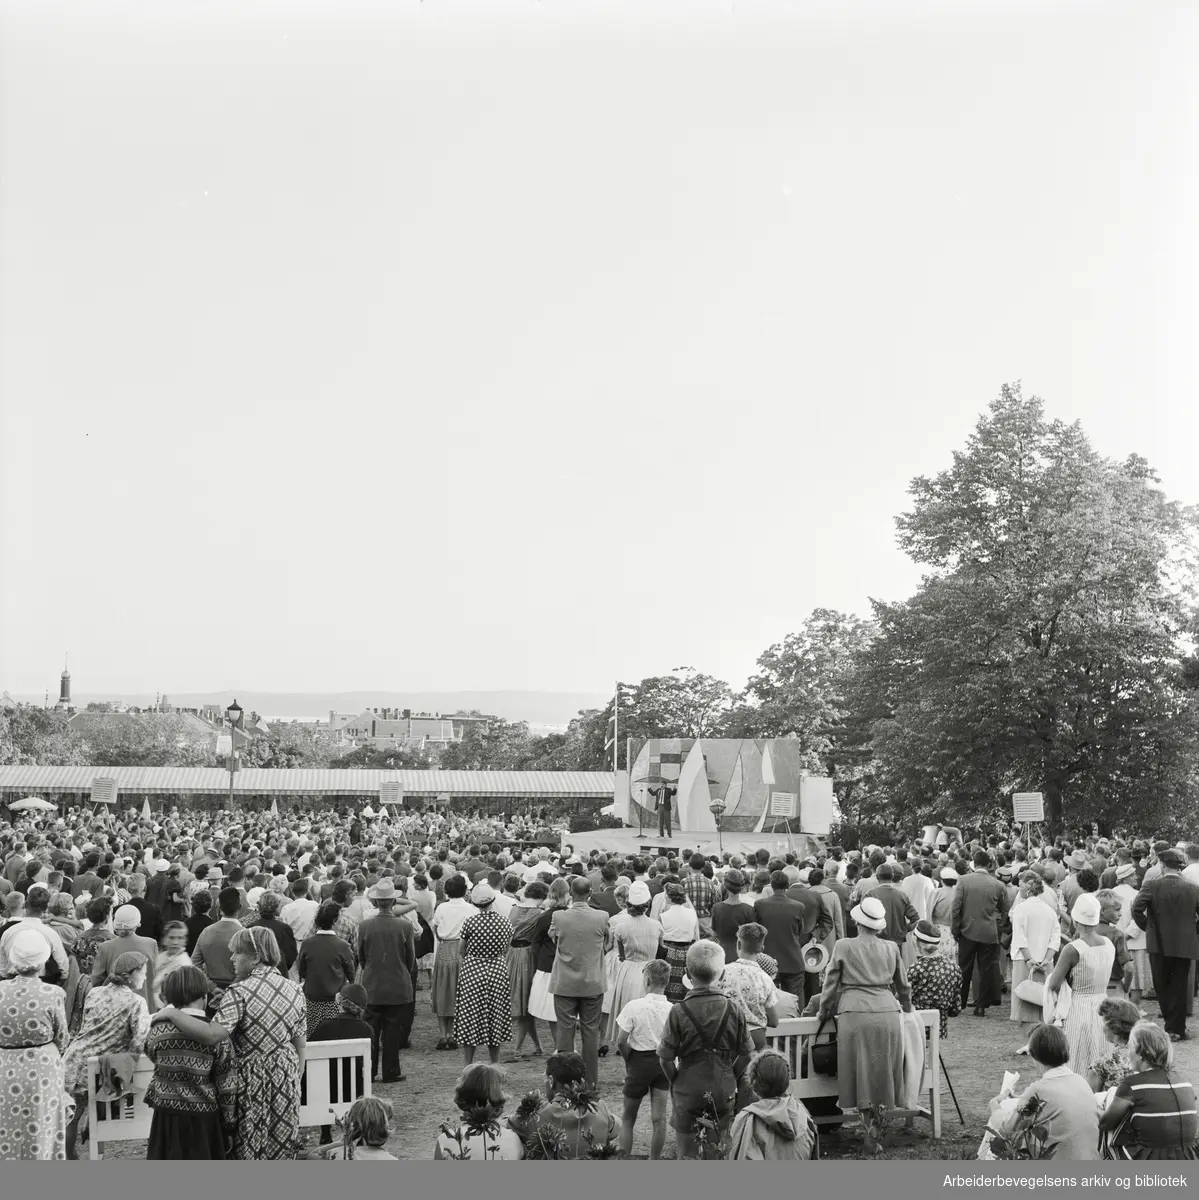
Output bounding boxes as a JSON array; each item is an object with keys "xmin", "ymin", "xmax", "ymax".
[{"xmin": 682, "ymin": 872, "xmax": 723, "ymax": 917}]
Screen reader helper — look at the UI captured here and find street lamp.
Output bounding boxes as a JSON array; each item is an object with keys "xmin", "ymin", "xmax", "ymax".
[
  {"xmin": 709, "ymin": 797, "xmax": 727, "ymax": 854},
  {"xmin": 226, "ymin": 700, "xmax": 243, "ymax": 809}
]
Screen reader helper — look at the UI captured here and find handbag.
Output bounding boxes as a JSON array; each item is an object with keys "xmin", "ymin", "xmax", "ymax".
[
  {"xmin": 1014, "ymin": 964, "xmax": 1048, "ymax": 1007},
  {"xmin": 810, "ymin": 1015, "xmax": 838, "ymax": 1077}
]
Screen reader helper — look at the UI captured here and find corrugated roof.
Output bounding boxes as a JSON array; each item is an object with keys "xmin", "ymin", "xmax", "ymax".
[{"xmin": 0, "ymin": 765, "xmax": 614, "ymax": 797}]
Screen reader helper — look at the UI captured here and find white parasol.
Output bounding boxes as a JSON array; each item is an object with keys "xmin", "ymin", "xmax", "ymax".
[{"xmin": 7, "ymin": 797, "xmax": 57, "ymax": 812}]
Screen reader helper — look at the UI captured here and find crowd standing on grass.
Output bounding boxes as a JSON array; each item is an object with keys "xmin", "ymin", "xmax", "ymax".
[{"xmin": 2, "ymin": 801, "xmax": 1199, "ymax": 1160}]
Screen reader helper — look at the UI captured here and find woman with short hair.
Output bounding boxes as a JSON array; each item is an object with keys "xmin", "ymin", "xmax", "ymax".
[
  {"xmin": 296, "ymin": 900, "xmax": 356, "ymax": 1037},
  {"xmin": 660, "ymin": 883, "xmax": 699, "ymax": 1004},
  {"xmin": 987, "ymin": 1023, "xmax": 1100, "ymax": 1160},
  {"xmin": 1086, "ymin": 997, "xmax": 1140, "ymax": 1093},
  {"xmin": 435, "ymin": 1063, "xmax": 525, "ymax": 1160},
  {"xmin": 1100, "ymin": 1021, "xmax": 1199, "ymax": 1159}
]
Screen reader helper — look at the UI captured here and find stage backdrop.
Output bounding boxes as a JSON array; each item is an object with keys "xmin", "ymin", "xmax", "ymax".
[{"xmin": 624, "ymin": 739, "xmax": 833, "ymax": 835}]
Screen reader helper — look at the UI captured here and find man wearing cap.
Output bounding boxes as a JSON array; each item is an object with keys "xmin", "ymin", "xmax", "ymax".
[
  {"xmin": 1131, "ymin": 849, "xmax": 1199, "ymax": 1041},
  {"xmin": 951, "ymin": 851, "xmax": 1010, "ymax": 1017},
  {"xmin": 357, "ymin": 878, "xmax": 419, "ymax": 1081}
]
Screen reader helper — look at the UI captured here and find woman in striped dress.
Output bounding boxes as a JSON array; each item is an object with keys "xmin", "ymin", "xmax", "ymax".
[
  {"xmin": 1101, "ymin": 1021, "xmax": 1199, "ymax": 1159},
  {"xmin": 454, "ymin": 883, "xmax": 514, "ymax": 1066}
]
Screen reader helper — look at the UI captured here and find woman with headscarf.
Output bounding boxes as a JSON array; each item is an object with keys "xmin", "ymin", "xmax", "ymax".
[
  {"xmin": 507, "ymin": 879, "xmax": 547, "ymax": 1059},
  {"xmin": 152, "ymin": 924, "xmax": 306, "ymax": 1159},
  {"xmin": 0, "ymin": 930, "xmax": 71, "ymax": 1158},
  {"xmin": 815, "ymin": 894, "xmax": 913, "ymax": 1119},
  {"xmin": 659, "ymin": 882, "xmax": 700, "ymax": 1004},
  {"xmin": 1046, "ymin": 894, "xmax": 1116, "ymax": 1074},
  {"xmin": 62, "ymin": 950, "xmax": 151, "ymax": 1159},
  {"xmin": 89, "ymin": 903, "xmax": 159, "ymax": 1015},
  {"xmin": 454, "ymin": 882, "xmax": 515, "ymax": 1067}
]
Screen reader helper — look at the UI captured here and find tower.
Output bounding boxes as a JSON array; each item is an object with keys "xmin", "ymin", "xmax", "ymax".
[{"xmin": 55, "ymin": 655, "xmax": 72, "ymax": 712}]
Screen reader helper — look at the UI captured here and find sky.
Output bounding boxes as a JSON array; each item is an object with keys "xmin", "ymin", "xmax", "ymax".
[{"xmin": 1, "ymin": 0, "xmax": 1195, "ymax": 700}]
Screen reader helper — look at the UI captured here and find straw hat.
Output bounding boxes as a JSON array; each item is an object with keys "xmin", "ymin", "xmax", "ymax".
[
  {"xmin": 850, "ymin": 895, "xmax": 887, "ymax": 931},
  {"xmin": 366, "ymin": 879, "xmax": 397, "ymax": 901},
  {"xmin": 1071, "ymin": 894, "xmax": 1101, "ymax": 927}
]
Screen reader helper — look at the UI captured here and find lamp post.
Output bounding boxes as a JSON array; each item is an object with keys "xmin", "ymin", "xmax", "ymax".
[
  {"xmin": 709, "ymin": 797, "xmax": 726, "ymax": 854},
  {"xmin": 226, "ymin": 699, "xmax": 243, "ymax": 810}
]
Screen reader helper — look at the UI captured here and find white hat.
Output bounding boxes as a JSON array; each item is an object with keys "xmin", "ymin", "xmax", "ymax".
[
  {"xmin": 1071, "ymin": 894, "xmax": 1101, "ymax": 927},
  {"xmin": 471, "ymin": 882, "xmax": 496, "ymax": 906},
  {"xmin": 850, "ymin": 895, "xmax": 887, "ymax": 931},
  {"xmin": 940, "ymin": 867, "xmax": 959, "ymax": 882},
  {"xmin": 154, "ymin": 859, "xmax": 170, "ymax": 873},
  {"xmin": 246, "ymin": 887, "xmax": 264, "ymax": 906},
  {"xmin": 628, "ymin": 881, "xmax": 652, "ymax": 906},
  {"xmin": 114, "ymin": 904, "xmax": 142, "ymax": 929}
]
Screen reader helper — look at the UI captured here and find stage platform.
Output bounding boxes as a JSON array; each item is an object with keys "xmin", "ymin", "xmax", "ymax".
[{"xmin": 563, "ymin": 828, "xmax": 825, "ymax": 862}]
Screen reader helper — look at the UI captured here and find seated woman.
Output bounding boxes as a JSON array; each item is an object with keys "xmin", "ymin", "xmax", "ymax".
[
  {"xmin": 726, "ymin": 1048, "xmax": 816, "ymax": 1161},
  {"xmin": 436, "ymin": 1062, "xmax": 525, "ymax": 1160},
  {"xmin": 987, "ymin": 1024, "xmax": 1100, "ymax": 1160},
  {"xmin": 307, "ymin": 1097, "xmax": 398, "ymax": 1160},
  {"xmin": 658, "ymin": 941, "xmax": 753, "ymax": 1159},
  {"xmin": 508, "ymin": 1052, "xmax": 618, "ymax": 1159},
  {"xmin": 1086, "ymin": 998, "xmax": 1140, "ymax": 1094},
  {"xmin": 1100, "ymin": 1021, "xmax": 1199, "ymax": 1159}
]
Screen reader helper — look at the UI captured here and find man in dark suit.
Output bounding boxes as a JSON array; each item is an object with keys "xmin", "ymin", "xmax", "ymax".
[
  {"xmin": 1132, "ymin": 848, "xmax": 1199, "ymax": 1040},
  {"xmin": 870, "ymin": 864, "xmax": 920, "ymax": 962},
  {"xmin": 588, "ymin": 864, "xmax": 622, "ymax": 917},
  {"xmin": 951, "ymin": 851, "xmax": 1010, "ymax": 1017},
  {"xmin": 357, "ymin": 879, "xmax": 417, "ymax": 1082},
  {"xmin": 755, "ymin": 870, "xmax": 813, "ymax": 1000},
  {"xmin": 126, "ymin": 872, "xmax": 164, "ymax": 944}
]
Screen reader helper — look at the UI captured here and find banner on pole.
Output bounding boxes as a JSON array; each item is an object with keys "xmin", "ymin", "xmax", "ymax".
[
  {"xmin": 1012, "ymin": 792, "xmax": 1045, "ymax": 822},
  {"xmin": 770, "ymin": 791, "xmax": 797, "ymax": 818}
]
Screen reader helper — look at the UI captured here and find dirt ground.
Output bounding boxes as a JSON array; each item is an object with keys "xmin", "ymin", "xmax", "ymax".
[{"xmin": 98, "ymin": 987, "xmax": 1196, "ymax": 1161}]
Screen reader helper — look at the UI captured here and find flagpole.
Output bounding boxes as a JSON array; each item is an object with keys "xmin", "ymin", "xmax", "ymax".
[{"xmin": 613, "ymin": 682, "xmax": 619, "ymax": 774}]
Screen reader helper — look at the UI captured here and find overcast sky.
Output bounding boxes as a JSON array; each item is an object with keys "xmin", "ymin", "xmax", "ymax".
[{"xmin": 1, "ymin": 0, "xmax": 1195, "ymax": 699}]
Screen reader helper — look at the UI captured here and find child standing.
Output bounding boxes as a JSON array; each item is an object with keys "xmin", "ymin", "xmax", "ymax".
[{"xmin": 614, "ymin": 960, "xmax": 673, "ymax": 1159}]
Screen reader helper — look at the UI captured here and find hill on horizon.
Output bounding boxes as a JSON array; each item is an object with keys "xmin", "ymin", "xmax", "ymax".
[{"xmin": 11, "ymin": 690, "xmax": 611, "ymax": 727}]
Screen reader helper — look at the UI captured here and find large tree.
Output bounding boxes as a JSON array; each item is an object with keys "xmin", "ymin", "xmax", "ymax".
[{"xmin": 867, "ymin": 383, "xmax": 1199, "ymax": 832}]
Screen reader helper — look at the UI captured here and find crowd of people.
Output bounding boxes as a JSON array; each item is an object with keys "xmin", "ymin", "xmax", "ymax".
[{"xmin": 1, "ymin": 800, "xmax": 1198, "ymax": 1161}]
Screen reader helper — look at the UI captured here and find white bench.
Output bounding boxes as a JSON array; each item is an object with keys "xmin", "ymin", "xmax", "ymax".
[
  {"xmin": 85, "ymin": 1038, "xmax": 372, "ymax": 1159},
  {"xmin": 763, "ymin": 1009, "xmax": 943, "ymax": 1140}
]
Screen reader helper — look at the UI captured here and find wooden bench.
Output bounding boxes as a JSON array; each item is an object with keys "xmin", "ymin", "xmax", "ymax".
[
  {"xmin": 85, "ymin": 1038, "xmax": 372, "ymax": 1159},
  {"xmin": 763, "ymin": 1010, "xmax": 943, "ymax": 1141}
]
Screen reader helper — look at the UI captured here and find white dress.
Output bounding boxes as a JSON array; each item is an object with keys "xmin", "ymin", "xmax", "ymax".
[{"xmin": 1060, "ymin": 938, "xmax": 1116, "ymax": 1074}]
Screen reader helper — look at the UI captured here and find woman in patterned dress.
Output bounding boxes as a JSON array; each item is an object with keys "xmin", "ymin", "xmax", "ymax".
[
  {"xmin": 62, "ymin": 950, "xmax": 151, "ymax": 1160},
  {"xmin": 907, "ymin": 920, "xmax": 962, "ymax": 1040},
  {"xmin": 1046, "ymin": 894, "xmax": 1116, "ymax": 1075},
  {"xmin": 659, "ymin": 883, "xmax": 700, "ymax": 1004},
  {"xmin": 0, "ymin": 931, "xmax": 71, "ymax": 1159},
  {"xmin": 69, "ymin": 897, "xmax": 114, "ymax": 1034},
  {"xmin": 152, "ymin": 925, "xmax": 306, "ymax": 1160},
  {"xmin": 1085, "ymin": 997, "xmax": 1139, "ymax": 1093},
  {"xmin": 454, "ymin": 883, "xmax": 514, "ymax": 1067}
]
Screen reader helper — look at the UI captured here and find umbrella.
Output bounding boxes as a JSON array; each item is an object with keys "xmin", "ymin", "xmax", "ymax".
[
  {"xmin": 141, "ymin": 798, "xmax": 153, "ymax": 822},
  {"xmin": 7, "ymin": 797, "xmax": 57, "ymax": 812},
  {"xmin": 270, "ymin": 798, "xmax": 279, "ymax": 817}
]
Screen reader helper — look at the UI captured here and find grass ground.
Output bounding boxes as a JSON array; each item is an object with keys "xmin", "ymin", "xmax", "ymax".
[{"xmin": 99, "ymin": 987, "xmax": 1197, "ymax": 1160}]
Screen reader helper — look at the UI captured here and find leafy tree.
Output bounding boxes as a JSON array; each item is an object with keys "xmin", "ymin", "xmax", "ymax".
[
  {"xmin": 438, "ymin": 718, "xmax": 534, "ymax": 771},
  {"xmin": 243, "ymin": 721, "xmax": 341, "ymax": 769},
  {"xmin": 85, "ymin": 702, "xmax": 115, "ymax": 713},
  {"xmin": 77, "ymin": 714, "xmax": 218, "ymax": 768},
  {"xmin": 328, "ymin": 743, "xmax": 433, "ymax": 770},
  {"xmin": 866, "ymin": 383, "xmax": 1199, "ymax": 832},
  {"xmin": 0, "ymin": 707, "xmax": 88, "ymax": 766}
]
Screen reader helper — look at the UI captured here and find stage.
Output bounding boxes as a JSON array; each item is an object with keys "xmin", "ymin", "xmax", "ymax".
[{"xmin": 563, "ymin": 827, "xmax": 825, "ymax": 862}]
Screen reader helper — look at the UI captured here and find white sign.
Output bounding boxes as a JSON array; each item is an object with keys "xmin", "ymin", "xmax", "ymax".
[
  {"xmin": 91, "ymin": 777, "xmax": 118, "ymax": 806},
  {"xmin": 379, "ymin": 780, "xmax": 404, "ymax": 806},
  {"xmin": 799, "ymin": 776, "xmax": 835, "ymax": 836},
  {"xmin": 770, "ymin": 791, "xmax": 797, "ymax": 818},
  {"xmin": 1012, "ymin": 792, "xmax": 1045, "ymax": 822}
]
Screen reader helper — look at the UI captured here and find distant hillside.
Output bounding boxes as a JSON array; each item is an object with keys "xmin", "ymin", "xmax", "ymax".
[{"xmin": 14, "ymin": 691, "xmax": 610, "ymax": 727}]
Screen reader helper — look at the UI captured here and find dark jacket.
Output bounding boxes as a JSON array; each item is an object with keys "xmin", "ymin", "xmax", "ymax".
[
  {"xmin": 753, "ymin": 892, "xmax": 811, "ymax": 975},
  {"xmin": 950, "ymin": 870, "xmax": 1010, "ymax": 945},
  {"xmin": 357, "ymin": 912, "xmax": 416, "ymax": 1006},
  {"xmin": 259, "ymin": 917, "xmax": 299, "ymax": 973},
  {"xmin": 589, "ymin": 887, "xmax": 621, "ymax": 918},
  {"xmin": 1132, "ymin": 873, "xmax": 1199, "ymax": 959},
  {"xmin": 871, "ymin": 883, "xmax": 920, "ymax": 946},
  {"xmin": 129, "ymin": 896, "xmax": 163, "ymax": 944}
]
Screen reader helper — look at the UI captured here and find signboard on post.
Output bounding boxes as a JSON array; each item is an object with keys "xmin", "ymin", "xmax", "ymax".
[
  {"xmin": 770, "ymin": 792, "xmax": 797, "ymax": 818},
  {"xmin": 1012, "ymin": 792, "xmax": 1045, "ymax": 822},
  {"xmin": 798, "ymin": 776, "xmax": 835, "ymax": 836},
  {"xmin": 91, "ymin": 777, "xmax": 118, "ymax": 806},
  {"xmin": 379, "ymin": 779, "xmax": 404, "ymax": 807}
]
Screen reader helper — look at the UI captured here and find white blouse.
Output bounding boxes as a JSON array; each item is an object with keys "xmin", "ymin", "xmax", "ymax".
[
  {"xmin": 659, "ymin": 904, "xmax": 700, "ymax": 943},
  {"xmin": 1009, "ymin": 896, "xmax": 1062, "ymax": 962},
  {"xmin": 432, "ymin": 897, "xmax": 476, "ymax": 941}
]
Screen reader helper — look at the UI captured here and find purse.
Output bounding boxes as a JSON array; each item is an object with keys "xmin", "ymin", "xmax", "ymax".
[{"xmin": 810, "ymin": 1015, "xmax": 838, "ymax": 1076}]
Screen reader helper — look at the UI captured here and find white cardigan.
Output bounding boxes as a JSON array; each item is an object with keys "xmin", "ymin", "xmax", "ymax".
[{"xmin": 1009, "ymin": 896, "xmax": 1062, "ymax": 963}]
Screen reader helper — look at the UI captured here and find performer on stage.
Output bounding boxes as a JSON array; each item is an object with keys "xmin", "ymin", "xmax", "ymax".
[{"xmin": 647, "ymin": 783, "xmax": 677, "ymax": 839}]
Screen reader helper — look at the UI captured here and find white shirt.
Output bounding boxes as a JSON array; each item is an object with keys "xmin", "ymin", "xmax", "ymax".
[
  {"xmin": 659, "ymin": 904, "xmax": 700, "ymax": 943},
  {"xmin": 900, "ymin": 872, "xmax": 938, "ymax": 922},
  {"xmin": 1114, "ymin": 882, "xmax": 1146, "ymax": 950},
  {"xmin": 491, "ymin": 893, "xmax": 516, "ymax": 921},
  {"xmin": 432, "ymin": 897, "xmax": 475, "ymax": 942},
  {"xmin": 1183, "ymin": 865, "xmax": 1199, "ymax": 887},
  {"xmin": 616, "ymin": 992, "xmax": 673, "ymax": 1051},
  {"xmin": 280, "ymin": 897, "xmax": 319, "ymax": 942}
]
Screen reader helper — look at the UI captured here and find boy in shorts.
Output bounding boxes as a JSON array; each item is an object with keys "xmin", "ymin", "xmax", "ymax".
[{"xmin": 614, "ymin": 959, "xmax": 673, "ymax": 1158}]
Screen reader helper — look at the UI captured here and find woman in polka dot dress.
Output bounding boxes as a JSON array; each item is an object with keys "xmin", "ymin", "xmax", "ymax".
[{"xmin": 0, "ymin": 931, "xmax": 71, "ymax": 1159}]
